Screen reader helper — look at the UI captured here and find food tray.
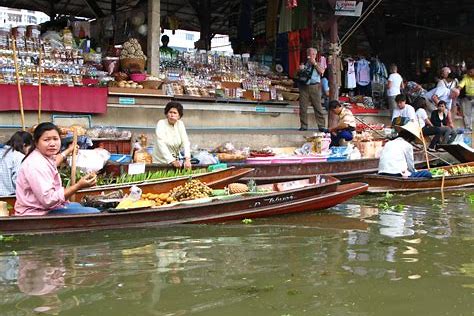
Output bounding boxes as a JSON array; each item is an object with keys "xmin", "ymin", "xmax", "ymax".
[
  {"xmin": 271, "ymin": 156, "xmax": 302, "ymax": 164},
  {"xmin": 245, "ymin": 157, "xmax": 273, "ymax": 164}
]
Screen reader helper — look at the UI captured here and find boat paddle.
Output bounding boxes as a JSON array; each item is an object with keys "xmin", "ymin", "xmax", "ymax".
[{"xmin": 70, "ymin": 129, "xmax": 78, "ymax": 202}]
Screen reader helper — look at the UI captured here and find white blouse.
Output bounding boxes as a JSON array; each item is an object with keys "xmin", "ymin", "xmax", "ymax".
[{"xmin": 152, "ymin": 119, "xmax": 191, "ymax": 164}]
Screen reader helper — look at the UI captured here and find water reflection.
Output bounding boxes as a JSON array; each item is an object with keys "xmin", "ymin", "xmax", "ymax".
[
  {"xmin": 18, "ymin": 255, "xmax": 65, "ymax": 296},
  {"xmin": 0, "ymin": 190, "xmax": 472, "ymax": 315}
]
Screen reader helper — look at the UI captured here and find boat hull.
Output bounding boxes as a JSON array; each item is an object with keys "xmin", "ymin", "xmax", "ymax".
[
  {"xmin": 0, "ymin": 178, "xmax": 368, "ymax": 235},
  {"xmin": 0, "ymin": 167, "xmax": 253, "ymax": 210},
  {"xmin": 108, "ymin": 151, "xmax": 430, "ymax": 184},
  {"xmin": 365, "ymin": 162, "xmax": 474, "ymax": 193}
]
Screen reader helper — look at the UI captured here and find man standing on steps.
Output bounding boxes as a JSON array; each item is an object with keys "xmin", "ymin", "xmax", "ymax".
[
  {"xmin": 298, "ymin": 47, "xmax": 326, "ymax": 131},
  {"xmin": 457, "ymin": 64, "xmax": 474, "ymax": 131}
]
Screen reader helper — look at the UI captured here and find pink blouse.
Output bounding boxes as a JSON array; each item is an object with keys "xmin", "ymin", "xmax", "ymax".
[{"xmin": 15, "ymin": 149, "xmax": 67, "ymax": 216}]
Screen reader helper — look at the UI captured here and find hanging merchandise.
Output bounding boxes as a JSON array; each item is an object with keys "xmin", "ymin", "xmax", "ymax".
[
  {"xmin": 356, "ymin": 58, "xmax": 371, "ymax": 86},
  {"xmin": 286, "ymin": 0, "xmax": 298, "ymax": 9},
  {"xmin": 345, "ymin": 59, "xmax": 356, "ymax": 89}
]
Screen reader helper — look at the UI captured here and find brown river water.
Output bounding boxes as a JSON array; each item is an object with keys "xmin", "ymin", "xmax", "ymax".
[{"xmin": 0, "ymin": 189, "xmax": 473, "ymax": 316}]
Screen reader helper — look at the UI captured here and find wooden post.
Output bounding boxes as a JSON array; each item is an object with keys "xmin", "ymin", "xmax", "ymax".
[
  {"xmin": 147, "ymin": 0, "xmax": 160, "ymax": 76},
  {"xmin": 12, "ymin": 39, "xmax": 25, "ymax": 131}
]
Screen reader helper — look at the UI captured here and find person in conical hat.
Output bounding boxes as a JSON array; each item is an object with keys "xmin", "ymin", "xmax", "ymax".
[{"xmin": 378, "ymin": 121, "xmax": 432, "ymax": 178}]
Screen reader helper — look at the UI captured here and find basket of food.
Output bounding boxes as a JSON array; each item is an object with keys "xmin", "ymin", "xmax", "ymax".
[
  {"xmin": 120, "ymin": 38, "xmax": 147, "ymax": 72},
  {"xmin": 141, "ymin": 80, "xmax": 162, "ymax": 90},
  {"xmin": 120, "ymin": 58, "xmax": 146, "ymax": 72},
  {"xmin": 281, "ymin": 91, "xmax": 299, "ymax": 101}
]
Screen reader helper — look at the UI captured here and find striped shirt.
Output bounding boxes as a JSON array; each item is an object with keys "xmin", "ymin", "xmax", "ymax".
[{"xmin": 0, "ymin": 146, "xmax": 25, "ymax": 196}]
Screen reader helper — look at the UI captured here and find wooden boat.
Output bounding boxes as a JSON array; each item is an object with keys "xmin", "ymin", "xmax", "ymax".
[
  {"xmin": 106, "ymin": 151, "xmax": 431, "ymax": 184},
  {"xmin": 365, "ymin": 162, "xmax": 474, "ymax": 193},
  {"xmin": 438, "ymin": 143, "xmax": 474, "ymax": 163},
  {"xmin": 0, "ymin": 176, "xmax": 368, "ymax": 235},
  {"xmin": 0, "ymin": 167, "xmax": 253, "ymax": 209}
]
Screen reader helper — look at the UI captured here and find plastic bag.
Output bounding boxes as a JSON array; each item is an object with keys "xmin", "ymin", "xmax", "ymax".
[
  {"xmin": 128, "ymin": 185, "xmax": 142, "ymax": 201},
  {"xmin": 72, "ymin": 148, "xmax": 110, "ymax": 173},
  {"xmin": 194, "ymin": 151, "xmax": 219, "ymax": 165}
]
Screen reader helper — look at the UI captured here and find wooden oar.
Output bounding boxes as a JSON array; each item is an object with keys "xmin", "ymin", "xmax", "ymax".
[
  {"xmin": 70, "ymin": 129, "xmax": 78, "ymax": 202},
  {"xmin": 12, "ymin": 38, "xmax": 25, "ymax": 131},
  {"xmin": 415, "ymin": 119, "xmax": 430, "ymax": 170}
]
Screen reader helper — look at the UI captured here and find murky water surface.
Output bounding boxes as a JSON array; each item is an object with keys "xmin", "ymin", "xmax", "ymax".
[{"xmin": 1, "ymin": 190, "xmax": 473, "ymax": 316}]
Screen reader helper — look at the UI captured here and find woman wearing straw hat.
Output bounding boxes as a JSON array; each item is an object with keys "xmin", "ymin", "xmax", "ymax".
[{"xmin": 378, "ymin": 121, "xmax": 432, "ymax": 178}]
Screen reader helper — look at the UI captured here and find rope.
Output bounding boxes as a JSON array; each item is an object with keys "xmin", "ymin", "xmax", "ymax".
[{"xmin": 340, "ymin": 0, "xmax": 384, "ymax": 46}]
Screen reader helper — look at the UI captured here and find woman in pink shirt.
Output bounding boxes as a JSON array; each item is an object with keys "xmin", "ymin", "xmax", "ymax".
[{"xmin": 15, "ymin": 122, "xmax": 99, "ymax": 216}]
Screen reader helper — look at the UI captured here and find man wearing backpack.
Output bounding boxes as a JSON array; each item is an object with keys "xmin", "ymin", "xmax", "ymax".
[{"xmin": 298, "ymin": 47, "xmax": 326, "ymax": 131}]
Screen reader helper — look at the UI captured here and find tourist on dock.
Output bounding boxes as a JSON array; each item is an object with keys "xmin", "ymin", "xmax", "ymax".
[
  {"xmin": 424, "ymin": 73, "xmax": 459, "ymax": 116},
  {"xmin": 298, "ymin": 47, "xmax": 326, "ymax": 131},
  {"xmin": 391, "ymin": 94, "xmax": 416, "ymax": 127},
  {"xmin": 457, "ymin": 64, "xmax": 474, "ymax": 131},
  {"xmin": 0, "ymin": 131, "xmax": 33, "ymax": 196},
  {"xmin": 152, "ymin": 101, "xmax": 191, "ymax": 169},
  {"xmin": 15, "ymin": 122, "xmax": 99, "ymax": 216},
  {"xmin": 386, "ymin": 64, "xmax": 404, "ymax": 113},
  {"xmin": 414, "ymin": 98, "xmax": 440, "ymax": 151},
  {"xmin": 430, "ymin": 100, "xmax": 457, "ymax": 146},
  {"xmin": 327, "ymin": 100, "xmax": 356, "ymax": 147},
  {"xmin": 436, "ymin": 66, "xmax": 458, "ymax": 89},
  {"xmin": 378, "ymin": 121, "xmax": 431, "ymax": 178}
]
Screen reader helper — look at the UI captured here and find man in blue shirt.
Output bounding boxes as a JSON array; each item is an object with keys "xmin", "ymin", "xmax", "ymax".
[{"xmin": 298, "ymin": 48, "xmax": 326, "ymax": 131}]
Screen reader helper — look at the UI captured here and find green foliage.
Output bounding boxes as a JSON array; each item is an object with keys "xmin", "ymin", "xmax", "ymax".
[
  {"xmin": 59, "ymin": 167, "xmax": 207, "ymax": 188},
  {"xmin": 0, "ymin": 235, "xmax": 15, "ymax": 242},
  {"xmin": 378, "ymin": 192, "xmax": 404, "ymax": 212},
  {"xmin": 242, "ymin": 218, "xmax": 253, "ymax": 224}
]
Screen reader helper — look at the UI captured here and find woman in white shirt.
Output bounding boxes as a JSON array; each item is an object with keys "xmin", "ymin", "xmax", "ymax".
[
  {"xmin": 378, "ymin": 121, "xmax": 431, "ymax": 178},
  {"xmin": 414, "ymin": 98, "xmax": 440, "ymax": 151},
  {"xmin": 0, "ymin": 131, "xmax": 33, "ymax": 195},
  {"xmin": 152, "ymin": 102, "xmax": 192, "ymax": 168}
]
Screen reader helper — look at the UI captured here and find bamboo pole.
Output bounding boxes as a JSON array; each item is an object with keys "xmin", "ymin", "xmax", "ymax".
[
  {"xmin": 12, "ymin": 38, "xmax": 25, "ymax": 131},
  {"xmin": 70, "ymin": 129, "xmax": 78, "ymax": 202},
  {"xmin": 37, "ymin": 42, "xmax": 42, "ymax": 123}
]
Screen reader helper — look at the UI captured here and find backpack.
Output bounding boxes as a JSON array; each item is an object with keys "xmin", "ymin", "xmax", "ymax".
[{"xmin": 295, "ymin": 65, "xmax": 314, "ymax": 84}]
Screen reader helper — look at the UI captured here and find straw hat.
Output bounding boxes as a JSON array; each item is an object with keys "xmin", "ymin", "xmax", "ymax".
[{"xmin": 399, "ymin": 121, "xmax": 423, "ymax": 141}]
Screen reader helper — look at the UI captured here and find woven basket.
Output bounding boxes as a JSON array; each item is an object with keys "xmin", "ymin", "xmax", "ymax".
[
  {"xmin": 141, "ymin": 80, "xmax": 162, "ymax": 90},
  {"xmin": 120, "ymin": 58, "xmax": 146, "ymax": 72},
  {"xmin": 281, "ymin": 91, "xmax": 299, "ymax": 101}
]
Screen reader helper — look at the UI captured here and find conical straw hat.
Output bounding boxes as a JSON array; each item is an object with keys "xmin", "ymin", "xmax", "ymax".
[{"xmin": 399, "ymin": 121, "xmax": 423, "ymax": 141}]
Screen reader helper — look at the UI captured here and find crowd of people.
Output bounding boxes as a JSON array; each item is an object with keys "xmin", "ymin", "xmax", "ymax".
[{"xmin": 296, "ymin": 48, "xmax": 473, "ymax": 178}]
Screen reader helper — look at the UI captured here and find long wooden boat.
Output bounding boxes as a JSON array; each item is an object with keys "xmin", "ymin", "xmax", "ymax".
[
  {"xmin": 438, "ymin": 143, "xmax": 474, "ymax": 163},
  {"xmin": 106, "ymin": 151, "xmax": 431, "ymax": 184},
  {"xmin": 364, "ymin": 162, "xmax": 474, "ymax": 193},
  {"xmin": 0, "ymin": 167, "xmax": 253, "ymax": 209},
  {"xmin": 0, "ymin": 176, "xmax": 368, "ymax": 235}
]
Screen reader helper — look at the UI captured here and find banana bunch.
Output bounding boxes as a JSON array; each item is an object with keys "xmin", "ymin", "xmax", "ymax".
[
  {"xmin": 449, "ymin": 165, "xmax": 474, "ymax": 176},
  {"xmin": 167, "ymin": 16, "xmax": 180, "ymax": 34}
]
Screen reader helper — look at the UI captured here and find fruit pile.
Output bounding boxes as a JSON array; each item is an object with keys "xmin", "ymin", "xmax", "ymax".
[
  {"xmin": 168, "ymin": 179, "xmax": 213, "ymax": 201},
  {"xmin": 431, "ymin": 165, "xmax": 474, "ymax": 177},
  {"xmin": 449, "ymin": 165, "xmax": 474, "ymax": 176},
  {"xmin": 141, "ymin": 192, "xmax": 176, "ymax": 206}
]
